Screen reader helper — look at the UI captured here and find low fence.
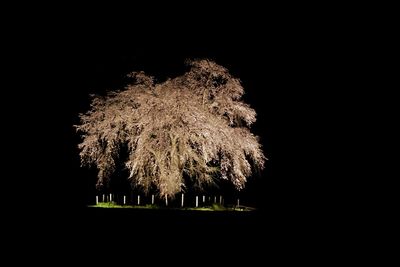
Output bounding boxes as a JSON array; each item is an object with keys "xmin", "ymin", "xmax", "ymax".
[{"xmin": 93, "ymin": 193, "xmax": 245, "ymax": 209}]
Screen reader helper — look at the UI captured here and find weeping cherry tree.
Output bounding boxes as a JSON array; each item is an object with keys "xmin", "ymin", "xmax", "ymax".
[{"xmin": 75, "ymin": 59, "xmax": 266, "ymax": 200}]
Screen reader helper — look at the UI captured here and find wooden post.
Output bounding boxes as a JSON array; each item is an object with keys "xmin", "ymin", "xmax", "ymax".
[
  {"xmin": 137, "ymin": 195, "xmax": 140, "ymax": 205},
  {"xmin": 123, "ymin": 195, "xmax": 126, "ymax": 205},
  {"xmin": 96, "ymin": 196, "xmax": 98, "ymax": 205},
  {"xmin": 181, "ymin": 193, "xmax": 184, "ymax": 207},
  {"xmin": 196, "ymin": 196, "xmax": 199, "ymax": 207},
  {"xmin": 151, "ymin": 194, "xmax": 154, "ymax": 205}
]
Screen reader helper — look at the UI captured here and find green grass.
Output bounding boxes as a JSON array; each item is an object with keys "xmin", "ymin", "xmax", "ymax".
[
  {"xmin": 88, "ymin": 202, "xmax": 255, "ymax": 211},
  {"xmin": 88, "ymin": 202, "xmax": 159, "ymax": 209}
]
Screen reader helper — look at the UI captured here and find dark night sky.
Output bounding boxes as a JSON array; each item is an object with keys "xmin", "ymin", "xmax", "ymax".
[
  {"xmin": 2, "ymin": 4, "xmax": 374, "ymax": 260},
  {"xmin": 10, "ymin": 6, "xmax": 355, "ymax": 251}
]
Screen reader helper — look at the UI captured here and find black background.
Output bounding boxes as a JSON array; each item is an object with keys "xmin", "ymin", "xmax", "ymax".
[{"xmin": 7, "ymin": 4, "xmax": 356, "ymax": 258}]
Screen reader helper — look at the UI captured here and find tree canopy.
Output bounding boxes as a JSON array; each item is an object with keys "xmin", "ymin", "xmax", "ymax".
[{"xmin": 76, "ymin": 59, "xmax": 266, "ymax": 199}]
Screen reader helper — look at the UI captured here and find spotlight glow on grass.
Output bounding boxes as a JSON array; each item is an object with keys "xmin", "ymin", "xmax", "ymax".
[{"xmin": 88, "ymin": 202, "xmax": 255, "ymax": 212}]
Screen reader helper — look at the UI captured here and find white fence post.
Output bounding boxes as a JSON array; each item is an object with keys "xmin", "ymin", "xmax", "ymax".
[
  {"xmin": 181, "ymin": 193, "xmax": 184, "ymax": 207},
  {"xmin": 137, "ymin": 195, "xmax": 140, "ymax": 205},
  {"xmin": 123, "ymin": 195, "xmax": 126, "ymax": 205},
  {"xmin": 110, "ymin": 193, "xmax": 112, "ymax": 202},
  {"xmin": 202, "ymin": 195, "xmax": 205, "ymax": 203},
  {"xmin": 165, "ymin": 196, "xmax": 168, "ymax": 206},
  {"xmin": 151, "ymin": 194, "xmax": 154, "ymax": 205},
  {"xmin": 196, "ymin": 196, "xmax": 199, "ymax": 207},
  {"xmin": 219, "ymin": 195, "xmax": 222, "ymax": 204},
  {"xmin": 96, "ymin": 196, "xmax": 98, "ymax": 205}
]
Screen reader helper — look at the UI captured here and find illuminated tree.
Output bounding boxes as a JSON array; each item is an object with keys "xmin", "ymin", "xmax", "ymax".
[{"xmin": 76, "ymin": 59, "xmax": 266, "ymax": 199}]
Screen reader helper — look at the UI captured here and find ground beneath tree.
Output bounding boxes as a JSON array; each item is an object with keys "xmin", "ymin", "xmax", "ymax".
[{"xmin": 88, "ymin": 202, "xmax": 256, "ymax": 212}]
